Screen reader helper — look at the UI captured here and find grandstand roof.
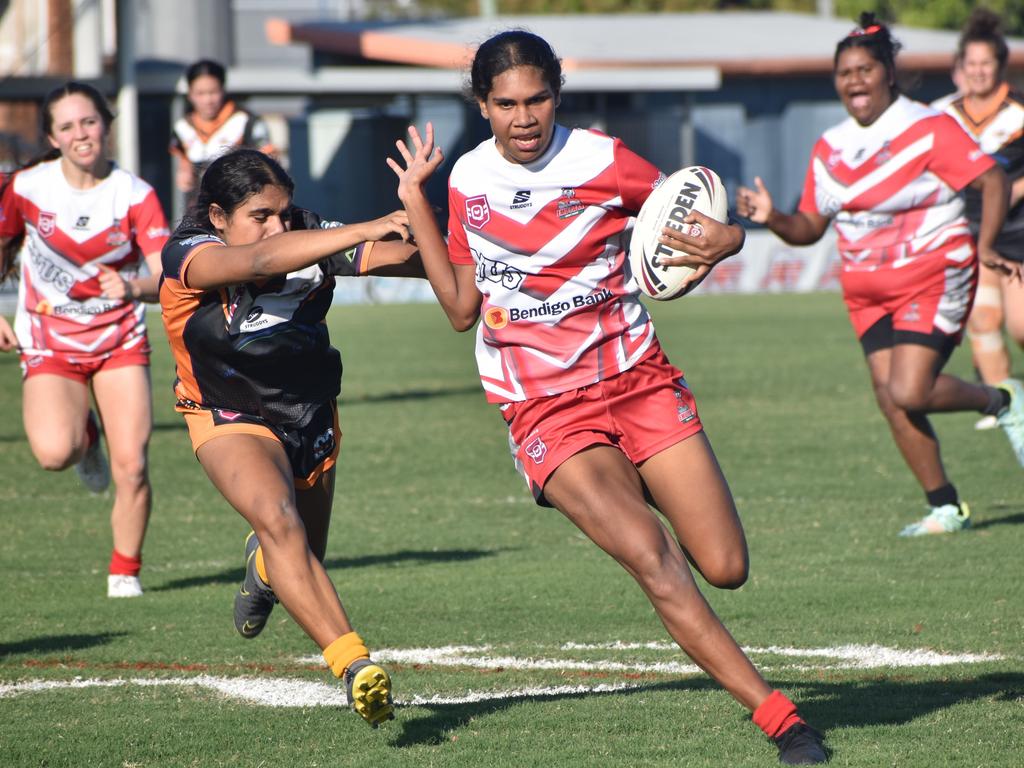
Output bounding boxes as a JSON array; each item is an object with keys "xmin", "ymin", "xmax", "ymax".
[{"xmin": 266, "ymin": 11, "xmax": 1024, "ymax": 78}]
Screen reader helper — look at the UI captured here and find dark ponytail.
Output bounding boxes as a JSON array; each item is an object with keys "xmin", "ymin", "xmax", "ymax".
[{"xmin": 185, "ymin": 148, "xmax": 293, "ymax": 231}]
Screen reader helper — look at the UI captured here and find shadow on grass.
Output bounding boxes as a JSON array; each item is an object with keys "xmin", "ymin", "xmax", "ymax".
[
  {"xmin": 0, "ymin": 632, "xmax": 126, "ymax": 658},
  {"xmin": 149, "ymin": 548, "xmax": 505, "ymax": 592},
  {"xmin": 389, "ymin": 673, "xmax": 1024, "ymax": 749},
  {"xmin": 341, "ymin": 385, "xmax": 482, "ymax": 406},
  {"xmin": 971, "ymin": 508, "xmax": 1024, "ymax": 530}
]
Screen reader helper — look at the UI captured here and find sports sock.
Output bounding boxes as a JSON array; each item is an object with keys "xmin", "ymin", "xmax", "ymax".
[
  {"xmin": 109, "ymin": 549, "xmax": 141, "ymax": 577},
  {"xmin": 752, "ymin": 690, "xmax": 804, "ymax": 739},
  {"xmin": 323, "ymin": 631, "xmax": 370, "ymax": 678},
  {"xmin": 254, "ymin": 545, "xmax": 270, "ymax": 588},
  {"xmin": 983, "ymin": 386, "xmax": 1011, "ymax": 416},
  {"xmin": 925, "ymin": 484, "xmax": 959, "ymax": 509}
]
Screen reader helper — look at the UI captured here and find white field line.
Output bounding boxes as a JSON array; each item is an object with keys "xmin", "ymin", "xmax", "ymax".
[
  {"xmin": 0, "ymin": 676, "xmax": 640, "ymax": 708},
  {"xmin": 299, "ymin": 642, "xmax": 1003, "ymax": 674},
  {"xmin": 0, "ymin": 643, "xmax": 1005, "ymax": 709}
]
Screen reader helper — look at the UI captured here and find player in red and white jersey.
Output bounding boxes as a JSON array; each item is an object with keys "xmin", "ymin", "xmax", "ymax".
[
  {"xmin": 391, "ymin": 30, "xmax": 826, "ymax": 765},
  {"xmin": 938, "ymin": 9, "xmax": 1024, "ymax": 424},
  {"xmin": 737, "ymin": 14, "xmax": 1024, "ymax": 537},
  {"xmin": 447, "ymin": 123, "xmax": 659, "ymax": 401},
  {"xmin": 170, "ymin": 59, "xmax": 276, "ymax": 199},
  {"xmin": 0, "ymin": 82, "xmax": 169, "ymax": 598}
]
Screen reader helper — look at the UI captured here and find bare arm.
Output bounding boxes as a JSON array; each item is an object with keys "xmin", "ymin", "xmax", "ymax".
[
  {"xmin": 735, "ymin": 176, "xmax": 830, "ymax": 245},
  {"xmin": 388, "ymin": 123, "xmax": 482, "ymax": 331},
  {"xmin": 186, "ymin": 212, "xmax": 409, "ymax": 291},
  {"xmin": 0, "ymin": 315, "xmax": 15, "ymax": 352},
  {"xmin": 970, "ymin": 165, "xmax": 1019, "ymax": 279},
  {"xmin": 98, "ymin": 249, "xmax": 163, "ymax": 303}
]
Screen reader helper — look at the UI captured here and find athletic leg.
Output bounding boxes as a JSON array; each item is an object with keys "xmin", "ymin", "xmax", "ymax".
[
  {"xmin": 967, "ymin": 262, "xmax": 1010, "ymax": 384},
  {"xmin": 543, "ymin": 444, "xmax": 771, "ymax": 711},
  {"xmin": 91, "ymin": 365, "xmax": 152, "ymax": 561},
  {"xmin": 22, "ymin": 374, "xmax": 91, "ymax": 470},
  {"xmin": 1001, "ymin": 274, "xmax": 1024, "ymax": 357},
  {"xmin": 197, "ymin": 433, "xmax": 353, "ymax": 648},
  {"xmin": 297, "ymin": 468, "xmax": 334, "ymax": 563}
]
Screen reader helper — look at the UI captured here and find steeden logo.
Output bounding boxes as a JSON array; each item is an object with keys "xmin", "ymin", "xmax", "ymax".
[{"xmin": 465, "ymin": 195, "xmax": 490, "ymax": 229}]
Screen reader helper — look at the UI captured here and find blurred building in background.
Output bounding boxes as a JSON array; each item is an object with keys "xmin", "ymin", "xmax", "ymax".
[{"xmin": 2, "ymin": 2, "xmax": 1024, "ymax": 301}]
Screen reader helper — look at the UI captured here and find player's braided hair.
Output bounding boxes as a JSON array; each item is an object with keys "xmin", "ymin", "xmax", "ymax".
[
  {"xmin": 834, "ymin": 12, "xmax": 902, "ymax": 95},
  {"xmin": 469, "ymin": 29, "xmax": 564, "ymax": 102},
  {"xmin": 957, "ymin": 8, "xmax": 1008, "ymax": 70}
]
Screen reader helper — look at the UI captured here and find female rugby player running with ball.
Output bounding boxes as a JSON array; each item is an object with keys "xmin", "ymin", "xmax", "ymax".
[
  {"xmin": 388, "ymin": 30, "xmax": 827, "ymax": 765},
  {"xmin": 736, "ymin": 14, "xmax": 1024, "ymax": 538},
  {"xmin": 161, "ymin": 148, "xmax": 421, "ymax": 727}
]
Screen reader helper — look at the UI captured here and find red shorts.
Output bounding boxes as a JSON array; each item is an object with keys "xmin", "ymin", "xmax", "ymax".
[
  {"xmin": 500, "ymin": 349, "xmax": 703, "ymax": 506},
  {"xmin": 20, "ymin": 342, "xmax": 151, "ymax": 383},
  {"xmin": 841, "ymin": 251, "xmax": 976, "ymax": 342}
]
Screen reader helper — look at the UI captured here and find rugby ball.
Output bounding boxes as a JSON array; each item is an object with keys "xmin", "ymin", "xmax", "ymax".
[{"xmin": 628, "ymin": 166, "xmax": 729, "ymax": 300}]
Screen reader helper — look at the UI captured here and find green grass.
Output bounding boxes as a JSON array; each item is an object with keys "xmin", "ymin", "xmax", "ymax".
[{"xmin": 1, "ymin": 292, "xmax": 1022, "ymax": 767}]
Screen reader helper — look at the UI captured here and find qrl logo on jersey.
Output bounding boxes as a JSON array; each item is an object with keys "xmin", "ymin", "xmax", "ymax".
[
  {"xmin": 465, "ymin": 195, "xmax": 490, "ymax": 229},
  {"xmin": 524, "ymin": 435, "xmax": 547, "ymax": 464},
  {"xmin": 38, "ymin": 211, "xmax": 56, "ymax": 238}
]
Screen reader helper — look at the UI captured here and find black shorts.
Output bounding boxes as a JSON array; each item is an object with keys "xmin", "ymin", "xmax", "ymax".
[
  {"xmin": 858, "ymin": 315, "xmax": 958, "ymax": 368},
  {"xmin": 182, "ymin": 400, "xmax": 340, "ymax": 489}
]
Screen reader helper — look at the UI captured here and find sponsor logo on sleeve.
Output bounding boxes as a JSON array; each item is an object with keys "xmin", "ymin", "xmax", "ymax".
[{"xmin": 465, "ymin": 195, "xmax": 491, "ymax": 229}]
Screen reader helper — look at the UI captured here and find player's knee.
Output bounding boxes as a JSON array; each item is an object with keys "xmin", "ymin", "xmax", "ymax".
[
  {"xmin": 31, "ymin": 441, "xmax": 81, "ymax": 472},
  {"xmin": 887, "ymin": 380, "xmax": 929, "ymax": 412},
  {"xmin": 110, "ymin": 452, "xmax": 148, "ymax": 490},
  {"xmin": 252, "ymin": 503, "xmax": 305, "ymax": 547},
  {"xmin": 702, "ymin": 553, "xmax": 749, "ymax": 590},
  {"xmin": 627, "ymin": 547, "xmax": 689, "ymax": 601},
  {"xmin": 968, "ymin": 305, "xmax": 1002, "ymax": 335}
]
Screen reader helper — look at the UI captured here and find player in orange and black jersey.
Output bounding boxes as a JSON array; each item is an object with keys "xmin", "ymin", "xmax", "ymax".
[{"xmin": 160, "ymin": 148, "xmax": 422, "ymax": 727}]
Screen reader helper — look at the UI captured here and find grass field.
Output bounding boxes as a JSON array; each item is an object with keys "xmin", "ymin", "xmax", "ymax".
[{"xmin": 1, "ymin": 292, "xmax": 1022, "ymax": 767}]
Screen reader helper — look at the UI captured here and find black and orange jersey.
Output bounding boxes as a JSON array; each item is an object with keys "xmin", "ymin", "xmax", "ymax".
[
  {"xmin": 160, "ymin": 207, "xmax": 371, "ymax": 429},
  {"xmin": 943, "ymin": 84, "xmax": 1024, "ymax": 248}
]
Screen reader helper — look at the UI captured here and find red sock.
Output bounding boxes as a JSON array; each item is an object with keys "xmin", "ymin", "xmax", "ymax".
[
  {"xmin": 109, "ymin": 549, "xmax": 142, "ymax": 577},
  {"xmin": 752, "ymin": 690, "xmax": 804, "ymax": 739}
]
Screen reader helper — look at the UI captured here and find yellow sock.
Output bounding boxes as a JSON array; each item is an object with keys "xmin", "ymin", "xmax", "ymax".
[
  {"xmin": 254, "ymin": 546, "xmax": 270, "ymax": 587},
  {"xmin": 323, "ymin": 631, "xmax": 370, "ymax": 678}
]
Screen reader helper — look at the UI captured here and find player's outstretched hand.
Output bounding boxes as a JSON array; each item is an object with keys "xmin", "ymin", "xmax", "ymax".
[
  {"xmin": 657, "ymin": 209, "xmax": 745, "ymax": 269},
  {"xmin": 388, "ymin": 123, "xmax": 445, "ymax": 203},
  {"xmin": 0, "ymin": 315, "xmax": 16, "ymax": 352},
  {"xmin": 363, "ymin": 210, "xmax": 411, "ymax": 243},
  {"xmin": 735, "ymin": 176, "xmax": 774, "ymax": 224}
]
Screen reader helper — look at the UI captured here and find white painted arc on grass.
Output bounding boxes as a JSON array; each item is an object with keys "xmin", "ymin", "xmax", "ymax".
[{"xmin": 0, "ymin": 676, "xmax": 641, "ymax": 708}]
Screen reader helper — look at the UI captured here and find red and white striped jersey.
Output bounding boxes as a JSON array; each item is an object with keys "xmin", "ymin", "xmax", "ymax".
[
  {"xmin": 798, "ymin": 95, "xmax": 994, "ymax": 272},
  {"xmin": 447, "ymin": 126, "xmax": 664, "ymax": 403},
  {"xmin": 0, "ymin": 159, "xmax": 169, "ymax": 358}
]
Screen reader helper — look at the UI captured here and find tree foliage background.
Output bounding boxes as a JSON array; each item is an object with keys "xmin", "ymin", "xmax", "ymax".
[{"xmin": 415, "ymin": 0, "xmax": 1024, "ymax": 36}]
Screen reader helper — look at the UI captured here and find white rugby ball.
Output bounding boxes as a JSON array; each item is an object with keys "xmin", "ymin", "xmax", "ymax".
[{"xmin": 628, "ymin": 165, "xmax": 729, "ymax": 301}]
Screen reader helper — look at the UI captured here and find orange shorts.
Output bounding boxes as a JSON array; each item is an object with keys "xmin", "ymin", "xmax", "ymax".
[
  {"xmin": 182, "ymin": 401, "xmax": 340, "ymax": 489},
  {"xmin": 21, "ymin": 341, "xmax": 150, "ymax": 383},
  {"xmin": 500, "ymin": 349, "xmax": 703, "ymax": 506}
]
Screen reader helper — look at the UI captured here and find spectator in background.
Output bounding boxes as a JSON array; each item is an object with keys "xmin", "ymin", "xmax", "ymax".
[
  {"xmin": 170, "ymin": 59, "xmax": 276, "ymax": 200},
  {"xmin": 937, "ymin": 8, "xmax": 1024, "ymax": 431}
]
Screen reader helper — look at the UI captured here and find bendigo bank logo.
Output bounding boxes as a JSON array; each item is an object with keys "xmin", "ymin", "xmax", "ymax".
[
  {"xmin": 483, "ymin": 306, "xmax": 508, "ymax": 329},
  {"xmin": 465, "ymin": 195, "xmax": 490, "ymax": 229}
]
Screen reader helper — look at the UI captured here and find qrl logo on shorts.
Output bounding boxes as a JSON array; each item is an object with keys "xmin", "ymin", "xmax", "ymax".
[
  {"xmin": 38, "ymin": 211, "xmax": 56, "ymax": 238},
  {"xmin": 465, "ymin": 195, "xmax": 490, "ymax": 230},
  {"xmin": 524, "ymin": 435, "xmax": 547, "ymax": 465}
]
